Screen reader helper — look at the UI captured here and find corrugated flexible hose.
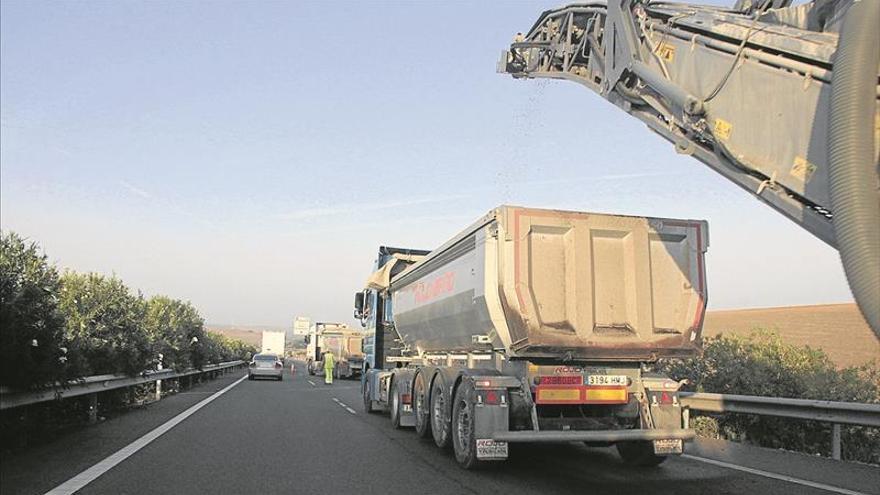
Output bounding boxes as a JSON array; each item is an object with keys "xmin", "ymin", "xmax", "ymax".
[{"xmin": 828, "ymin": 0, "xmax": 880, "ymax": 338}]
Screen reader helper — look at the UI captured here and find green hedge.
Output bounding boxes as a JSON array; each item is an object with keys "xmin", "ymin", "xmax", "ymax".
[
  {"xmin": 0, "ymin": 231, "xmax": 258, "ymax": 390},
  {"xmin": 0, "ymin": 232, "xmax": 66, "ymax": 389},
  {"xmin": 658, "ymin": 330, "xmax": 880, "ymax": 463}
]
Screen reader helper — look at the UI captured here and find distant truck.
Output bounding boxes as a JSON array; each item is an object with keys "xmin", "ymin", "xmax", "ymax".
[
  {"xmin": 261, "ymin": 330, "xmax": 286, "ymax": 359},
  {"xmin": 355, "ymin": 206, "xmax": 708, "ymax": 469},
  {"xmin": 305, "ymin": 322, "xmax": 364, "ymax": 379}
]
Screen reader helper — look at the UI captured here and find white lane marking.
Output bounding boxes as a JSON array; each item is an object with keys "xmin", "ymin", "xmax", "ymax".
[
  {"xmin": 331, "ymin": 397, "xmax": 356, "ymax": 415},
  {"xmin": 682, "ymin": 454, "xmax": 869, "ymax": 495},
  {"xmin": 308, "ymin": 380, "xmax": 316, "ymax": 386},
  {"xmin": 45, "ymin": 375, "xmax": 248, "ymax": 495}
]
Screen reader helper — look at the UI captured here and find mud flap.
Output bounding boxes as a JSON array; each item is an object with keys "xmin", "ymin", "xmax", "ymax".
[{"xmin": 473, "ymin": 388, "xmax": 510, "ymax": 461}]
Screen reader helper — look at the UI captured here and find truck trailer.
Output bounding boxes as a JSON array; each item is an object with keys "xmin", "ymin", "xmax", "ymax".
[
  {"xmin": 355, "ymin": 205, "xmax": 708, "ymax": 469},
  {"xmin": 306, "ymin": 322, "xmax": 364, "ymax": 379},
  {"xmin": 261, "ymin": 330, "xmax": 286, "ymax": 359}
]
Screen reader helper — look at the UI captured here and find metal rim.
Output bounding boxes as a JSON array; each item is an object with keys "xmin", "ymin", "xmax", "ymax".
[
  {"xmin": 455, "ymin": 395, "xmax": 472, "ymax": 454},
  {"xmin": 432, "ymin": 386, "xmax": 446, "ymax": 441},
  {"xmin": 414, "ymin": 378, "xmax": 426, "ymax": 427}
]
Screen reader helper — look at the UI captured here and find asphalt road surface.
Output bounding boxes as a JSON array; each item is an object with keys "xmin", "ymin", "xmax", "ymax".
[{"xmin": 3, "ymin": 362, "xmax": 878, "ymax": 495}]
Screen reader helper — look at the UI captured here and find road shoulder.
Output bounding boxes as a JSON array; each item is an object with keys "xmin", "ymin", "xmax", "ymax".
[{"xmin": 0, "ymin": 371, "xmax": 247, "ymax": 495}]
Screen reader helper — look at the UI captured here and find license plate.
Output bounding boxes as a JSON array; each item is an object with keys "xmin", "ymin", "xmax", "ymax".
[
  {"xmin": 653, "ymin": 438, "xmax": 683, "ymax": 455},
  {"xmin": 476, "ymin": 439, "xmax": 508, "ymax": 460},
  {"xmin": 587, "ymin": 375, "xmax": 628, "ymax": 386}
]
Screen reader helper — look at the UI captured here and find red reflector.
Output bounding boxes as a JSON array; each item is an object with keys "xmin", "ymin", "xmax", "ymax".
[
  {"xmin": 539, "ymin": 375, "xmax": 583, "ymax": 386},
  {"xmin": 486, "ymin": 391, "xmax": 498, "ymax": 404},
  {"xmin": 401, "ymin": 394, "xmax": 412, "ymax": 405},
  {"xmin": 660, "ymin": 392, "xmax": 672, "ymax": 404}
]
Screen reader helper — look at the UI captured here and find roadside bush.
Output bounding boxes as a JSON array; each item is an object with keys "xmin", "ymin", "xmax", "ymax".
[
  {"xmin": 221, "ymin": 335, "xmax": 259, "ymax": 362},
  {"xmin": 58, "ymin": 272, "xmax": 152, "ymax": 376},
  {"xmin": 658, "ymin": 330, "xmax": 880, "ymax": 463},
  {"xmin": 0, "ymin": 232, "xmax": 66, "ymax": 389},
  {"xmin": 206, "ymin": 333, "xmax": 259, "ymax": 362},
  {"xmin": 145, "ymin": 296, "xmax": 204, "ymax": 371}
]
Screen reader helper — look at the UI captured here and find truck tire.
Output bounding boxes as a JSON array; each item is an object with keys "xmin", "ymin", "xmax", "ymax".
[
  {"xmin": 616, "ymin": 441, "xmax": 667, "ymax": 467},
  {"xmin": 451, "ymin": 380, "xmax": 484, "ymax": 469},
  {"xmin": 413, "ymin": 372, "xmax": 432, "ymax": 438},
  {"xmin": 390, "ymin": 380, "xmax": 402, "ymax": 429},
  {"xmin": 363, "ymin": 378, "xmax": 379, "ymax": 414},
  {"xmin": 430, "ymin": 377, "xmax": 451, "ymax": 449}
]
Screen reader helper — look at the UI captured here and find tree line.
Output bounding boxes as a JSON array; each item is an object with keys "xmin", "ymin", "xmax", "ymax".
[{"xmin": 0, "ymin": 231, "xmax": 257, "ymax": 390}]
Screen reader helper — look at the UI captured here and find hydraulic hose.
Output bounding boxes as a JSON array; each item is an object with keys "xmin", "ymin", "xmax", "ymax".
[{"xmin": 827, "ymin": 0, "xmax": 880, "ymax": 338}]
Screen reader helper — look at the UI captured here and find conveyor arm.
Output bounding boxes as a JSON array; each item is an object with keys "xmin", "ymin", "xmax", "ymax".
[{"xmin": 499, "ymin": 0, "xmax": 879, "ymax": 337}]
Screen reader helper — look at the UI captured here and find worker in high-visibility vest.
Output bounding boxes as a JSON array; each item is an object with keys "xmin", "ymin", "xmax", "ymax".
[{"xmin": 323, "ymin": 350, "xmax": 335, "ymax": 385}]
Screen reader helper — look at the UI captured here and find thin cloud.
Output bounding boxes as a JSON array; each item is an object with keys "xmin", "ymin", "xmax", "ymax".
[
  {"xmin": 119, "ymin": 180, "xmax": 152, "ymax": 200},
  {"xmin": 506, "ymin": 171, "xmax": 680, "ymax": 188},
  {"xmin": 277, "ymin": 194, "xmax": 466, "ymax": 221}
]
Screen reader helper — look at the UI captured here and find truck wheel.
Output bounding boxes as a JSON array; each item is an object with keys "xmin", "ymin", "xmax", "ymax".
[
  {"xmin": 363, "ymin": 379, "xmax": 378, "ymax": 414},
  {"xmin": 452, "ymin": 380, "xmax": 483, "ymax": 469},
  {"xmin": 390, "ymin": 380, "xmax": 402, "ymax": 429},
  {"xmin": 616, "ymin": 441, "xmax": 667, "ymax": 467},
  {"xmin": 430, "ymin": 378, "xmax": 451, "ymax": 449},
  {"xmin": 413, "ymin": 372, "xmax": 432, "ymax": 438}
]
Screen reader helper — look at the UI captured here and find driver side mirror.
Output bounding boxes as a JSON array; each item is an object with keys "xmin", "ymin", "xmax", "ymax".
[{"xmin": 353, "ymin": 291, "xmax": 364, "ymax": 319}]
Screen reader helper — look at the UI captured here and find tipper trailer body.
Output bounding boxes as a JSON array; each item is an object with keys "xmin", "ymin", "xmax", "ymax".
[
  {"xmin": 355, "ymin": 205, "xmax": 708, "ymax": 468},
  {"xmin": 306, "ymin": 323, "xmax": 364, "ymax": 378}
]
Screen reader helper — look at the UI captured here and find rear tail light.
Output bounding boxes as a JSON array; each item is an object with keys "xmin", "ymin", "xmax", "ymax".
[
  {"xmin": 401, "ymin": 393, "xmax": 412, "ymax": 405},
  {"xmin": 649, "ymin": 391, "xmax": 678, "ymax": 406},
  {"xmin": 477, "ymin": 390, "xmax": 507, "ymax": 405},
  {"xmin": 275, "ymin": 362, "xmax": 283, "ymax": 369}
]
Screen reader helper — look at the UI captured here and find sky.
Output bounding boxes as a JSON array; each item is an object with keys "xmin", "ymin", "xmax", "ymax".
[{"xmin": 0, "ymin": 0, "xmax": 852, "ymax": 328}]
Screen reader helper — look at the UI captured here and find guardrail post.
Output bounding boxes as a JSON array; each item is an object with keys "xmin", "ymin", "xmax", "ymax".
[
  {"xmin": 832, "ymin": 423, "xmax": 841, "ymax": 460},
  {"xmin": 87, "ymin": 393, "xmax": 98, "ymax": 424},
  {"xmin": 155, "ymin": 379, "xmax": 162, "ymax": 402}
]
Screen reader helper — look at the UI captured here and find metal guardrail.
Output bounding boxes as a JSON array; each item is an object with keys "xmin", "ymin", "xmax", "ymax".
[
  {"xmin": 0, "ymin": 360, "xmax": 245, "ymax": 412},
  {"xmin": 680, "ymin": 392, "xmax": 880, "ymax": 460}
]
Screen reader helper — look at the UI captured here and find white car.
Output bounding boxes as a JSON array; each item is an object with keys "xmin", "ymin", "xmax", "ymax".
[{"xmin": 248, "ymin": 353, "xmax": 283, "ymax": 381}]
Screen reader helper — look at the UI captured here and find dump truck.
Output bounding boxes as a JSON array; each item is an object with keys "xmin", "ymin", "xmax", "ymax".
[
  {"xmin": 305, "ymin": 322, "xmax": 364, "ymax": 378},
  {"xmin": 355, "ymin": 205, "xmax": 708, "ymax": 469}
]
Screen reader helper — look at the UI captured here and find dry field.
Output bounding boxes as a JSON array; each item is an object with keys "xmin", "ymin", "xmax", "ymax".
[
  {"xmin": 206, "ymin": 326, "xmax": 262, "ymax": 347},
  {"xmin": 703, "ymin": 303, "xmax": 879, "ymax": 369}
]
